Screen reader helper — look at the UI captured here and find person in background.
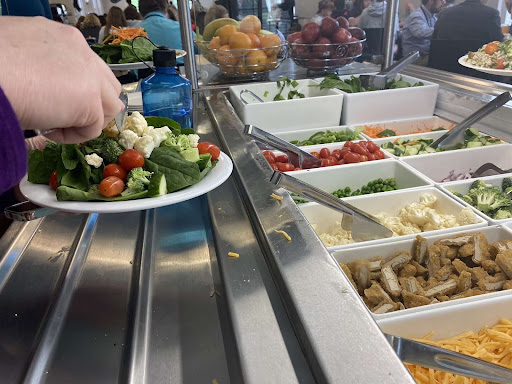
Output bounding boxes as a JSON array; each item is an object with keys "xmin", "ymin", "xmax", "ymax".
[
  {"xmin": 167, "ymin": 4, "xmax": 179, "ymax": 21},
  {"xmin": 277, "ymin": 0, "xmax": 295, "ymax": 21},
  {"xmin": 348, "ymin": 0, "xmax": 370, "ymax": 27},
  {"xmin": 401, "ymin": 0, "xmax": 444, "ymax": 64},
  {"xmin": 359, "ymin": 0, "xmax": 398, "ymax": 31},
  {"xmin": 124, "ymin": 4, "xmax": 143, "ymax": 28},
  {"xmin": 99, "ymin": 13, "xmax": 107, "ymax": 26},
  {"xmin": 195, "ymin": 11, "xmax": 206, "ymax": 34},
  {"xmin": 204, "ymin": 4, "xmax": 229, "ymax": 27},
  {"xmin": 99, "ymin": 6, "xmax": 127, "ymax": 43},
  {"xmin": 75, "ymin": 15, "xmax": 85, "ymax": 29},
  {"xmin": 311, "ymin": 0, "xmax": 336, "ymax": 24},
  {"xmin": 80, "ymin": 13, "xmax": 102, "ymax": 43},
  {"xmin": 190, "ymin": 9, "xmax": 197, "ymax": 31},
  {"xmin": 432, "ymin": 0, "xmax": 503, "ymax": 42},
  {"xmin": 215, "ymin": 0, "xmax": 239, "ymax": 20},
  {"xmin": 440, "ymin": 0, "xmax": 455, "ymax": 9},
  {"xmin": 1, "ymin": 0, "xmax": 51, "ymax": 18},
  {"xmin": 332, "ymin": 0, "xmax": 349, "ymax": 19}
]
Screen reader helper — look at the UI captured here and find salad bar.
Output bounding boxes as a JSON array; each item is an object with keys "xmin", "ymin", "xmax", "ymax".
[{"xmin": 4, "ymin": 62, "xmax": 512, "ymax": 384}]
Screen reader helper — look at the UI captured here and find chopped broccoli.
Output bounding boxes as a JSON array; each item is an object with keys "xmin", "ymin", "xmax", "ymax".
[
  {"xmin": 470, "ymin": 179, "xmax": 491, "ymax": 190},
  {"xmin": 450, "ymin": 190, "xmax": 464, "ymax": 199},
  {"xmin": 503, "ymin": 177, "xmax": 512, "ymax": 191},
  {"xmin": 489, "ymin": 194, "xmax": 512, "ymax": 212},
  {"xmin": 493, "ymin": 209, "xmax": 512, "ymax": 220},
  {"xmin": 122, "ymin": 167, "xmax": 153, "ymax": 196},
  {"xmin": 469, "ymin": 187, "xmax": 512, "ymax": 213},
  {"xmin": 161, "ymin": 132, "xmax": 191, "ymax": 152},
  {"xmin": 505, "ymin": 186, "xmax": 512, "ymax": 196},
  {"xmin": 86, "ymin": 134, "xmax": 124, "ymax": 164},
  {"xmin": 462, "ymin": 194, "xmax": 475, "ymax": 205}
]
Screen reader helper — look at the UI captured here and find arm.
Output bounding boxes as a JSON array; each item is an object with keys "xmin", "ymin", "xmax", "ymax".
[
  {"xmin": 407, "ymin": 11, "xmax": 434, "ymax": 39},
  {"xmin": 41, "ymin": 0, "xmax": 52, "ymax": 20}
]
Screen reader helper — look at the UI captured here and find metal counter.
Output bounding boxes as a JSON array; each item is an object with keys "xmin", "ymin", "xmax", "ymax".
[{"xmin": 1, "ymin": 68, "xmax": 512, "ymax": 383}]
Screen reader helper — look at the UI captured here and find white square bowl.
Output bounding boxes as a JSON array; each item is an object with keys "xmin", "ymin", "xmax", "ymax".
[
  {"xmin": 332, "ymin": 226, "xmax": 512, "ymax": 321},
  {"xmin": 289, "ymin": 160, "xmax": 433, "ymax": 197},
  {"xmin": 271, "ymin": 125, "xmax": 366, "ymax": 146},
  {"xmin": 229, "ymin": 79, "xmax": 344, "ymax": 133},
  {"xmin": 441, "ymin": 174, "xmax": 512, "ymax": 225},
  {"xmin": 401, "ymin": 144, "xmax": 512, "ymax": 185},
  {"xmin": 299, "ymin": 187, "xmax": 487, "ymax": 252},
  {"xmin": 315, "ymin": 73, "xmax": 439, "ymax": 125},
  {"xmin": 357, "ymin": 116, "xmax": 454, "ymax": 139}
]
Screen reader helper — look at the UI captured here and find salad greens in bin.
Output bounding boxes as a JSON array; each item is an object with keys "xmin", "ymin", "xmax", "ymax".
[{"xmin": 313, "ymin": 74, "xmax": 424, "ymax": 93}]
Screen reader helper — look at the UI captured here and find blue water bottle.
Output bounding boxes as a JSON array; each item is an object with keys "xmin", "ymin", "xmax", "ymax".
[{"xmin": 141, "ymin": 47, "xmax": 193, "ymax": 129}]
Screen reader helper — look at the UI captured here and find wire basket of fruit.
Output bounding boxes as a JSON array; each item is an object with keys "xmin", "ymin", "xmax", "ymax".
[
  {"xmin": 287, "ymin": 17, "xmax": 366, "ymax": 73},
  {"xmin": 195, "ymin": 15, "xmax": 287, "ymax": 77}
]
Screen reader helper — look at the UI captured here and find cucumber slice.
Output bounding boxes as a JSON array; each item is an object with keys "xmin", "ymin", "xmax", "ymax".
[
  {"xmin": 464, "ymin": 127, "xmax": 480, "ymax": 139},
  {"xmin": 404, "ymin": 146, "xmax": 419, "ymax": 156},
  {"xmin": 466, "ymin": 141, "xmax": 483, "ymax": 148},
  {"xmin": 147, "ymin": 173, "xmax": 167, "ymax": 197},
  {"xmin": 425, "ymin": 146, "xmax": 436, "ymax": 153}
]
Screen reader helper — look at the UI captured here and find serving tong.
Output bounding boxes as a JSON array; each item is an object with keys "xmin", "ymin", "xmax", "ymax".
[
  {"xmin": 430, "ymin": 91, "xmax": 512, "ymax": 149},
  {"xmin": 359, "ymin": 51, "xmax": 420, "ymax": 90},
  {"xmin": 472, "ymin": 163, "xmax": 512, "ymax": 178}
]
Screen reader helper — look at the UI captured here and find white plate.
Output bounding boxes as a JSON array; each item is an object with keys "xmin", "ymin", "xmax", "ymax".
[
  {"xmin": 19, "ymin": 152, "xmax": 232, "ymax": 214},
  {"xmin": 458, "ymin": 55, "xmax": 512, "ymax": 76},
  {"xmin": 107, "ymin": 50, "xmax": 186, "ymax": 70}
]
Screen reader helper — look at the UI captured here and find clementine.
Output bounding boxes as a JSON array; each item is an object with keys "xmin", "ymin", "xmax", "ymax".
[
  {"xmin": 228, "ymin": 32, "xmax": 252, "ymax": 50},
  {"xmin": 239, "ymin": 15, "xmax": 262, "ymax": 34},
  {"xmin": 217, "ymin": 45, "xmax": 239, "ymax": 66},
  {"xmin": 246, "ymin": 33, "xmax": 261, "ymax": 48},
  {"xmin": 217, "ymin": 24, "xmax": 238, "ymax": 46},
  {"xmin": 260, "ymin": 34, "xmax": 282, "ymax": 56}
]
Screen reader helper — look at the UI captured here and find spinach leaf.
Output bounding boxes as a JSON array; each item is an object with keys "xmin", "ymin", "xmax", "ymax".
[
  {"xmin": 59, "ymin": 146, "xmax": 91, "ymax": 191},
  {"xmin": 57, "ymin": 186, "xmax": 148, "ymax": 201},
  {"xmin": 27, "ymin": 141, "xmax": 62, "ymax": 184},
  {"xmin": 144, "ymin": 116, "xmax": 183, "ymax": 135},
  {"xmin": 61, "ymin": 144, "xmax": 79, "ymax": 170},
  {"xmin": 118, "ymin": 38, "xmax": 155, "ymax": 64},
  {"xmin": 91, "ymin": 43, "xmax": 122, "ymax": 64},
  {"xmin": 144, "ymin": 147, "xmax": 200, "ymax": 192}
]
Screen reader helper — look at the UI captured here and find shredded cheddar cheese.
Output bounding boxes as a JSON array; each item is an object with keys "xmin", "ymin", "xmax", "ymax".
[
  {"xmin": 406, "ymin": 318, "xmax": 512, "ymax": 383},
  {"xmin": 275, "ymin": 230, "xmax": 292, "ymax": 242},
  {"xmin": 270, "ymin": 193, "xmax": 283, "ymax": 201},
  {"xmin": 228, "ymin": 252, "xmax": 239, "ymax": 258}
]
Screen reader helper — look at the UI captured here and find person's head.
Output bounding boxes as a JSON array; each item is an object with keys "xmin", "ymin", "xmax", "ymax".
[
  {"xmin": 82, "ymin": 13, "xmax": 101, "ymax": 28},
  {"xmin": 335, "ymin": 0, "xmax": 346, "ymax": 10},
  {"xmin": 139, "ymin": 0, "xmax": 168, "ymax": 18},
  {"xmin": 422, "ymin": 0, "xmax": 445, "ymax": 13},
  {"xmin": 351, "ymin": 0, "xmax": 370, "ymax": 15},
  {"xmin": 204, "ymin": 5, "xmax": 229, "ymax": 26},
  {"xmin": 124, "ymin": 4, "xmax": 142, "ymax": 20},
  {"xmin": 167, "ymin": 4, "xmax": 179, "ymax": 20},
  {"xmin": 75, "ymin": 15, "xmax": 85, "ymax": 28},
  {"xmin": 106, "ymin": 6, "xmax": 127, "ymax": 30},
  {"xmin": 318, "ymin": 0, "xmax": 336, "ymax": 16}
]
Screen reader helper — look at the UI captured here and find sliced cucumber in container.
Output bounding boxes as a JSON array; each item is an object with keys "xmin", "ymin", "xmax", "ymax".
[{"xmin": 147, "ymin": 173, "xmax": 167, "ymax": 198}]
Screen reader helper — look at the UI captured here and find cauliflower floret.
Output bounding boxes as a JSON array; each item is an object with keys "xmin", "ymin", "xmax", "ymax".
[
  {"xmin": 419, "ymin": 193, "xmax": 437, "ymax": 207},
  {"xmin": 187, "ymin": 134, "xmax": 200, "ymax": 148},
  {"xmin": 123, "ymin": 111, "xmax": 148, "ymax": 136},
  {"xmin": 313, "ymin": 221, "xmax": 354, "ymax": 246},
  {"xmin": 134, "ymin": 135, "xmax": 155, "ymax": 158},
  {"xmin": 118, "ymin": 130, "xmax": 139, "ymax": 150},
  {"xmin": 84, "ymin": 153, "xmax": 103, "ymax": 168},
  {"xmin": 147, "ymin": 127, "xmax": 171, "ymax": 147},
  {"xmin": 457, "ymin": 207, "xmax": 477, "ymax": 226}
]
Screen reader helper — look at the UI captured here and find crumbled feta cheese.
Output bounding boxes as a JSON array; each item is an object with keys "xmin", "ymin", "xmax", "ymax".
[
  {"xmin": 187, "ymin": 134, "xmax": 200, "ymax": 148},
  {"xmin": 84, "ymin": 153, "xmax": 103, "ymax": 168},
  {"xmin": 147, "ymin": 127, "xmax": 171, "ymax": 147},
  {"xmin": 134, "ymin": 135, "xmax": 155, "ymax": 158},
  {"xmin": 123, "ymin": 111, "xmax": 148, "ymax": 136},
  {"xmin": 118, "ymin": 130, "xmax": 139, "ymax": 149}
]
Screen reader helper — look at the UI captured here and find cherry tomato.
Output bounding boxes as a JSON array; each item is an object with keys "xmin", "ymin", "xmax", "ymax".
[
  {"xmin": 367, "ymin": 153, "xmax": 377, "ymax": 161},
  {"xmin": 264, "ymin": 153, "xmax": 275, "ymax": 164},
  {"xmin": 327, "ymin": 156, "xmax": 338, "ymax": 164},
  {"xmin": 343, "ymin": 141, "xmax": 353, "ymax": 148},
  {"xmin": 319, "ymin": 148, "xmax": 331, "ymax": 159},
  {"xmin": 294, "ymin": 167, "xmax": 302, "ymax": 171},
  {"xmin": 359, "ymin": 141, "xmax": 368, "ymax": 147},
  {"xmin": 49, "ymin": 170, "xmax": 59, "ymax": 191},
  {"xmin": 374, "ymin": 150, "xmax": 385, "ymax": 160},
  {"xmin": 367, "ymin": 142, "xmax": 379, "ymax": 153},
  {"xmin": 197, "ymin": 142, "xmax": 221, "ymax": 161},
  {"xmin": 352, "ymin": 144, "xmax": 369, "ymax": 156},
  {"xmin": 276, "ymin": 162, "xmax": 295, "ymax": 172},
  {"xmin": 321, "ymin": 158, "xmax": 337, "ymax": 167},
  {"xmin": 274, "ymin": 154, "xmax": 289, "ymax": 163},
  {"xmin": 331, "ymin": 149, "xmax": 343, "ymax": 160},
  {"xmin": 99, "ymin": 176, "xmax": 124, "ymax": 197},
  {"xmin": 270, "ymin": 163, "xmax": 278, "ymax": 170},
  {"xmin": 103, "ymin": 164, "xmax": 127, "ymax": 182},
  {"xmin": 119, "ymin": 149, "xmax": 144, "ymax": 171},
  {"xmin": 495, "ymin": 59, "xmax": 505, "ymax": 69},
  {"xmin": 344, "ymin": 152, "xmax": 360, "ymax": 164},
  {"xmin": 360, "ymin": 155, "xmax": 368, "ymax": 162},
  {"xmin": 310, "ymin": 151, "xmax": 321, "ymax": 158},
  {"xmin": 339, "ymin": 149, "xmax": 350, "ymax": 159},
  {"xmin": 485, "ymin": 43, "xmax": 498, "ymax": 55},
  {"xmin": 338, "ymin": 159, "xmax": 345, "ymax": 165}
]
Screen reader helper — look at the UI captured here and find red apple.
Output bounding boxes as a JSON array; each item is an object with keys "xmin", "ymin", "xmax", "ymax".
[
  {"xmin": 348, "ymin": 27, "xmax": 366, "ymax": 41},
  {"xmin": 290, "ymin": 38, "xmax": 310, "ymax": 56},
  {"xmin": 306, "ymin": 55, "xmax": 327, "ymax": 70},
  {"xmin": 347, "ymin": 36, "xmax": 363, "ymax": 56},
  {"xmin": 320, "ymin": 17, "xmax": 339, "ymax": 37},
  {"xmin": 312, "ymin": 37, "xmax": 334, "ymax": 57},
  {"xmin": 287, "ymin": 31, "xmax": 302, "ymax": 43},
  {"xmin": 301, "ymin": 22, "xmax": 320, "ymax": 44},
  {"xmin": 332, "ymin": 28, "xmax": 352, "ymax": 44},
  {"xmin": 336, "ymin": 16, "xmax": 350, "ymax": 30}
]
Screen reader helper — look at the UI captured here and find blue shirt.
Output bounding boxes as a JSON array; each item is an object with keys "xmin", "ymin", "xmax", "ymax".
[
  {"xmin": 1, "ymin": 0, "xmax": 52, "ymax": 18},
  {"xmin": 402, "ymin": 5, "xmax": 437, "ymax": 55},
  {"xmin": 140, "ymin": 12, "xmax": 196, "ymax": 63}
]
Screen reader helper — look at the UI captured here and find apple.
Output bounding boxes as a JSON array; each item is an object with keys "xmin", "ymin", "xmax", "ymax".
[
  {"xmin": 301, "ymin": 22, "xmax": 320, "ymax": 44},
  {"xmin": 348, "ymin": 27, "xmax": 366, "ymax": 41},
  {"xmin": 320, "ymin": 17, "xmax": 339, "ymax": 37},
  {"xmin": 331, "ymin": 28, "xmax": 352, "ymax": 44},
  {"xmin": 312, "ymin": 37, "xmax": 334, "ymax": 57},
  {"xmin": 291, "ymin": 38, "xmax": 310, "ymax": 56},
  {"xmin": 347, "ymin": 36, "xmax": 363, "ymax": 56},
  {"xmin": 287, "ymin": 31, "xmax": 302, "ymax": 43},
  {"xmin": 306, "ymin": 55, "xmax": 327, "ymax": 70},
  {"xmin": 336, "ymin": 16, "xmax": 350, "ymax": 30}
]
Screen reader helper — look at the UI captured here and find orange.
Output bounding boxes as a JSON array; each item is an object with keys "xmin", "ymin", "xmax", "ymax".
[
  {"xmin": 247, "ymin": 33, "xmax": 261, "ymax": 48},
  {"xmin": 217, "ymin": 45, "xmax": 239, "ymax": 66},
  {"xmin": 266, "ymin": 55, "xmax": 278, "ymax": 70},
  {"xmin": 219, "ymin": 64, "xmax": 235, "ymax": 74},
  {"xmin": 244, "ymin": 50, "xmax": 267, "ymax": 71},
  {"xmin": 240, "ymin": 15, "xmax": 262, "ymax": 34},
  {"xmin": 260, "ymin": 34, "xmax": 282, "ymax": 56},
  {"xmin": 208, "ymin": 36, "xmax": 222, "ymax": 49},
  {"xmin": 217, "ymin": 24, "xmax": 238, "ymax": 46},
  {"xmin": 228, "ymin": 32, "xmax": 252, "ymax": 50}
]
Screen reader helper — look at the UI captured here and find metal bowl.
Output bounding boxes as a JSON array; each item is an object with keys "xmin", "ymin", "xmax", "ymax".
[
  {"xmin": 287, "ymin": 40, "xmax": 365, "ymax": 73},
  {"xmin": 195, "ymin": 40, "xmax": 287, "ymax": 78}
]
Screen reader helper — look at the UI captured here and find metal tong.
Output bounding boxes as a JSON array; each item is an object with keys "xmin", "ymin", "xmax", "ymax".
[
  {"xmin": 359, "ymin": 51, "xmax": 420, "ymax": 90},
  {"xmin": 386, "ymin": 333, "xmax": 512, "ymax": 383},
  {"xmin": 430, "ymin": 91, "xmax": 512, "ymax": 149},
  {"xmin": 239, "ymin": 89, "xmax": 265, "ymax": 105},
  {"xmin": 269, "ymin": 171, "xmax": 393, "ymax": 242},
  {"xmin": 244, "ymin": 125, "xmax": 322, "ymax": 169}
]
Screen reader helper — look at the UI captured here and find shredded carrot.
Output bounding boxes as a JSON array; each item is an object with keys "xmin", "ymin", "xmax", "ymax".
[
  {"xmin": 103, "ymin": 27, "xmax": 148, "ymax": 45},
  {"xmin": 361, "ymin": 123, "xmax": 454, "ymax": 139}
]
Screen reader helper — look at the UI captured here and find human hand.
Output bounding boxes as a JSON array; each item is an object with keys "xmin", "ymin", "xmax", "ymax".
[
  {"xmin": 0, "ymin": 17, "xmax": 124, "ymax": 144},
  {"xmin": 25, "ymin": 136, "xmax": 49, "ymax": 151}
]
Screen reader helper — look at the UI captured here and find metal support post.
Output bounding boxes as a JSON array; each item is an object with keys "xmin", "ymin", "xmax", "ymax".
[
  {"xmin": 177, "ymin": 0, "xmax": 198, "ymax": 89},
  {"xmin": 382, "ymin": 0, "xmax": 399, "ymax": 69}
]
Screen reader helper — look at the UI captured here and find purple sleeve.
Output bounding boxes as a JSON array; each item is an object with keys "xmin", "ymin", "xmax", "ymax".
[{"xmin": 0, "ymin": 87, "xmax": 27, "ymax": 194}]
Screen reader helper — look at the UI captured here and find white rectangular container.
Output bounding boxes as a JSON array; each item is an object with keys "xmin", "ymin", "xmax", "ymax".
[
  {"xmin": 316, "ymin": 73, "xmax": 439, "ymax": 125},
  {"xmin": 290, "ymin": 160, "xmax": 433, "ymax": 197},
  {"xmin": 441, "ymin": 174, "xmax": 512, "ymax": 225},
  {"xmin": 357, "ymin": 116, "xmax": 454, "ymax": 139},
  {"xmin": 299, "ymin": 187, "xmax": 487, "ymax": 252},
  {"xmin": 332, "ymin": 226, "xmax": 512, "ymax": 320},
  {"xmin": 229, "ymin": 79, "xmax": 344, "ymax": 133},
  {"xmin": 272, "ymin": 125, "xmax": 366, "ymax": 146},
  {"xmin": 401, "ymin": 144, "xmax": 512, "ymax": 185}
]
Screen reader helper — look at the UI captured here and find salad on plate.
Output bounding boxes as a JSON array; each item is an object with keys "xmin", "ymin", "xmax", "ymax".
[
  {"xmin": 464, "ymin": 40, "xmax": 512, "ymax": 70},
  {"xmin": 27, "ymin": 113, "xmax": 221, "ymax": 202}
]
